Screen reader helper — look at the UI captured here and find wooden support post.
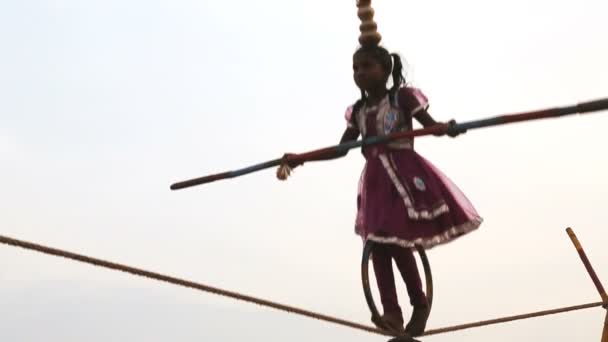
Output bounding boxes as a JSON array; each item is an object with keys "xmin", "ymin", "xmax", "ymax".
[
  {"xmin": 565, "ymin": 228, "xmax": 608, "ymax": 342},
  {"xmin": 603, "ymin": 314, "xmax": 608, "ymax": 342}
]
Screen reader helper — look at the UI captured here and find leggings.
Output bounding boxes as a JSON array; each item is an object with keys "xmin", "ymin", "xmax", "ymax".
[{"xmin": 372, "ymin": 243, "xmax": 428, "ymax": 319}]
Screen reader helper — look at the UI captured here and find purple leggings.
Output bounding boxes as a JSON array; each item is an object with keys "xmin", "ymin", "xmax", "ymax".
[{"xmin": 372, "ymin": 243, "xmax": 428, "ymax": 319}]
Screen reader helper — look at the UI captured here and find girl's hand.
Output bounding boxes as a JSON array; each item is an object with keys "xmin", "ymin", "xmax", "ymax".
[
  {"xmin": 446, "ymin": 119, "xmax": 466, "ymax": 137},
  {"xmin": 276, "ymin": 153, "xmax": 304, "ymax": 181}
]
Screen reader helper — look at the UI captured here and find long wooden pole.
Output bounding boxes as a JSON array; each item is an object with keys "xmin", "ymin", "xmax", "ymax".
[{"xmin": 170, "ymin": 98, "xmax": 608, "ymax": 190}]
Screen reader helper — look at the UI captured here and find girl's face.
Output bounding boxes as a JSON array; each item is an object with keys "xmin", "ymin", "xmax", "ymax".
[{"xmin": 353, "ymin": 52, "xmax": 388, "ymax": 92}]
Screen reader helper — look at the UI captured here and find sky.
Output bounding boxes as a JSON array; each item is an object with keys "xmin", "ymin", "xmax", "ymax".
[{"xmin": 1, "ymin": 0, "xmax": 607, "ymax": 341}]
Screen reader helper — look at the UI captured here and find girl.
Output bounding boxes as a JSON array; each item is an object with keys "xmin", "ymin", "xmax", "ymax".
[{"xmin": 276, "ymin": 0, "xmax": 482, "ymax": 337}]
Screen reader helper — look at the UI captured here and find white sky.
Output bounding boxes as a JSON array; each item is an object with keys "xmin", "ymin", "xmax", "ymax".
[{"xmin": 1, "ymin": 0, "xmax": 607, "ymax": 341}]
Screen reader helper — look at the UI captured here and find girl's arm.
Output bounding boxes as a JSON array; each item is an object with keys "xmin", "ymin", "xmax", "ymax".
[
  {"xmin": 276, "ymin": 128, "xmax": 360, "ymax": 180},
  {"xmin": 414, "ymin": 110, "xmax": 438, "ymax": 128},
  {"xmin": 288, "ymin": 127, "xmax": 360, "ymax": 165},
  {"xmin": 414, "ymin": 110, "xmax": 460, "ymax": 137},
  {"xmin": 339, "ymin": 126, "xmax": 361, "ymax": 146}
]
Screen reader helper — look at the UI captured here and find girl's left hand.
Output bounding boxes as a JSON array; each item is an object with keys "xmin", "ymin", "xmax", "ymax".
[{"xmin": 446, "ymin": 119, "xmax": 466, "ymax": 137}]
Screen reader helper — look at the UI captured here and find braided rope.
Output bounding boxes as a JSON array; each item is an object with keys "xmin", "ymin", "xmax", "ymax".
[
  {"xmin": 423, "ymin": 302, "xmax": 604, "ymax": 336},
  {"xmin": 1, "ymin": 234, "xmax": 604, "ymax": 338},
  {"xmin": 0, "ymin": 234, "xmax": 388, "ymax": 335}
]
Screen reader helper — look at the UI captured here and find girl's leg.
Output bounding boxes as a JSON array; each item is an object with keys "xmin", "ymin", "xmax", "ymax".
[
  {"xmin": 389, "ymin": 245, "xmax": 427, "ymax": 307},
  {"xmin": 390, "ymin": 245, "xmax": 430, "ymax": 336},
  {"xmin": 371, "ymin": 243, "xmax": 403, "ymax": 320}
]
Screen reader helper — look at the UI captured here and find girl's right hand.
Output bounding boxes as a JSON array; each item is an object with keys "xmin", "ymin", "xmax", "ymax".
[{"xmin": 276, "ymin": 153, "xmax": 304, "ymax": 181}]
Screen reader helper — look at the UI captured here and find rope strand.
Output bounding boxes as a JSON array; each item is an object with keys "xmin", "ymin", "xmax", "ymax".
[
  {"xmin": 1, "ymin": 234, "xmax": 604, "ymax": 338},
  {"xmin": 423, "ymin": 302, "xmax": 604, "ymax": 336},
  {"xmin": 0, "ymin": 234, "xmax": 388, "ymax": 336}
]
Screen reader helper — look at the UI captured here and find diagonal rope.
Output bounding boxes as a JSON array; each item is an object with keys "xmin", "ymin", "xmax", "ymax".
[
  {"xmin": 423, "ymin": 302, "xmax": 604, "ymax": 336},
  {"xmin": 1, "ymin": 234, "xmax": 604, "ymax": 338},
  {"xmin": 0, "ymin": 234, "xmax": 388, "ymax": 336}
]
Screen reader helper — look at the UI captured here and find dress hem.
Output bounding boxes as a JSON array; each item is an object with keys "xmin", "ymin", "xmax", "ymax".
[{"xmin": 362, "ymin": 217, "xmax": 483, "ymax": 250}]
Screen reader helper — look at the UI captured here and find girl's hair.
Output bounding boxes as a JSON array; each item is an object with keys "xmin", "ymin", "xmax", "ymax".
[{"xmin": 350, "ymin": 45, "xmax": 406, "ymax": 127}]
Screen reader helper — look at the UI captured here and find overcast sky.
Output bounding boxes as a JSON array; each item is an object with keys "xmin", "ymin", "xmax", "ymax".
[{"xmin": 1, "ymin": 0, "xmax": 607, "ymax": 341}]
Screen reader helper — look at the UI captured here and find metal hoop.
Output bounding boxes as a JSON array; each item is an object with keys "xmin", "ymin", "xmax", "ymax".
[{"xmin": 361, "ymin": 240, "xmax": 434, "ymax": 333}]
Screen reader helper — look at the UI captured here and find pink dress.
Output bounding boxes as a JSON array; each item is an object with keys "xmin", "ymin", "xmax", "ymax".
[{"xmin": 346, "ymin": 87, "xmax": 482, "ymax": 249}]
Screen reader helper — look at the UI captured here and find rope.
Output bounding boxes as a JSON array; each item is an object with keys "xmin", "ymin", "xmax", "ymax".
[
  {"xmin": 423, "ymin": 302, "xmax": 604, "ymax": 336},
  {"xmin": 1, "ymin": 234, "xmax": 604, "ymax": 338},
  {"xmin": 0, "ymin": 234, "xmax": 387, "ymax": 336}
]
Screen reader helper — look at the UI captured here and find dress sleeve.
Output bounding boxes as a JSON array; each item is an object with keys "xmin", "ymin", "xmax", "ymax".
[
  {"xmin": 397, "ymin": 87, "xmax": 430, "ymax": 117},
  {"xmin": 344, "ymin": 104, "xmax": 358, "ymax": 130}
]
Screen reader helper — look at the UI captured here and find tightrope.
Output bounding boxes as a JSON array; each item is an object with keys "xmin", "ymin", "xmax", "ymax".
[{"xmin": 1, "ymin": 234, "xmax": 604, "ymax": 338}]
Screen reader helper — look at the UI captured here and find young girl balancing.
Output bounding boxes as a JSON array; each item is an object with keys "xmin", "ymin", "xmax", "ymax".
[{"xmin": 277, "ymin": 0, "xmax": 482, "ymax": 336}]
